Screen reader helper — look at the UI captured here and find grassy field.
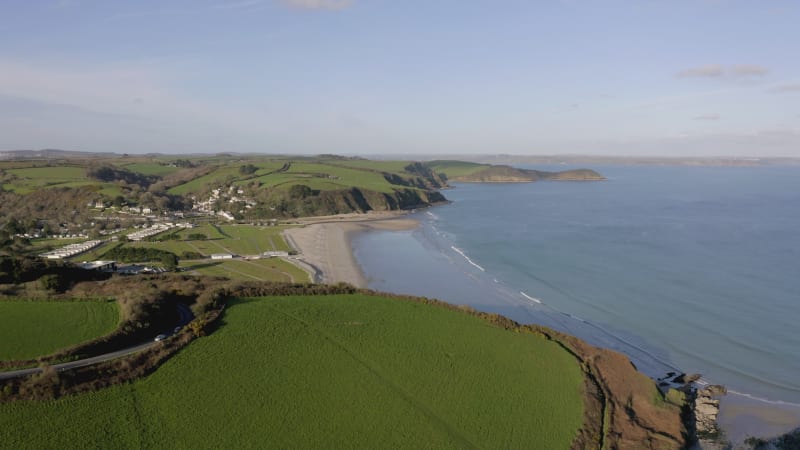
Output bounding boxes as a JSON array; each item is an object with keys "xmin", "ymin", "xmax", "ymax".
[
  {"xmin": 167, "ymin": 165, "xmax": 241, "ymax": 195},
  {"xmin": 27, "ymin": 237, "xmax": 85, "ymax": 250},
  {"xmin": 0, "ymin": 294, "xmax": 584, "ymax": 448},
  {"xmin": 129, "ymin": 224, "xmax": 290, "ymax": 257},
  {"xmin": 178, "ymin": 258, "xmax": 309, "ymax": 282},
  {"xmin": 167, "ymin": 159, "xmax": 426, "ymax": 197},
  {"xmin": 1, "ymin": 165, "xmax": 122, "ymax": 195},
  {"xmin": 167, "ymin": 162, "xmax": 285, "ymax": 195},
  {"xmin": 121, "ymin": 163, "xmax": 180, "ymax": 177},
  {"xmin": 0, "ymin": 301, "xmax": 119, "ymax": 361},
  {"xmin": 424, "ymin": 160, "xmax": 489, "ymax": 179},
  {"xmin": 328, "ymin": 159, "xmax": 413, "ymax": 173}
]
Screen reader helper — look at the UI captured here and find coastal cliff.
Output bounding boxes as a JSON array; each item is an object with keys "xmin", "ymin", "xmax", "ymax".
[{"xmin": 526, "ymin": 324, "xmax": 687, "ymax": 449}]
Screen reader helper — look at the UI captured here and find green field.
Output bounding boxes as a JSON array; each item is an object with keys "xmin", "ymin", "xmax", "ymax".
[
  {"xmin": 121, "ymin": 163, "xmax": 180, "ymax": 177},
  {"xmin": 166, "ymin": 159, "xmax": 425, "ymax": 196},
  {"xmin": 0, "ymin": 301, "xmax": 120, "ymax": 360},
  {"xmin": 0, "ymin": 294, "xmax": 584, "ymax": 448},
  {"xmin": 424, "ymin": 160, "xmax": 489, "ymax": 179},
  {"xmin": 129, "ymin": 224, "xmax": 290, "ymax": 257},
  {"xmin": 1, "ymin": 166, "xmax": 122, "ymax": 196},
  {"xmin": 328, "ymin": 159, "xmax": 413, "ymax": 173},
  {"xmin": 179, "ymin": 258, "xmax": 309, "ymax": 282},
  {"xmin": 167, "ymin": 165, "xmax": 242, "ymax": 195},
  {"xmin": 214, "ymin": 224, "xmax": 291, "ymax": 253},
  {"xmin": 167, "ymin": 162, "xmax": 285, "ymax": 195}
]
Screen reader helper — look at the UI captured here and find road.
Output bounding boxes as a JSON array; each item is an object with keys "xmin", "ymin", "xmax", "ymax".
[{"xmin": 0, "ymin": 303, "xmax": 194, "ymax": 381}]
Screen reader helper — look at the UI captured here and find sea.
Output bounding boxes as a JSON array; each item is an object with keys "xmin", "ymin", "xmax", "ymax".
[{"xmin": 351, "ymin": 164, "xmax": 800, "ymax": 435}]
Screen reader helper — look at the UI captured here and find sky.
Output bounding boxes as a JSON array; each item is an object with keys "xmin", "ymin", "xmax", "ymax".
[{"xmin": 1, "ymin": 0, "xmax": 799, "ymax": 156}]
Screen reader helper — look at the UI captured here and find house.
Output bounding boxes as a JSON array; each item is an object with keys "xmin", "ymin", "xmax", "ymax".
[{"xmin": 217, "ymin": 211, "xmax": 235, "ymax": 221}]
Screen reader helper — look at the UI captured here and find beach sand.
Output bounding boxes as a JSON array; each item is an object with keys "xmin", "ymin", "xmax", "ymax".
[{"xmin": 282, "ymin": 212, "xmax": 418, "ymax": 288}]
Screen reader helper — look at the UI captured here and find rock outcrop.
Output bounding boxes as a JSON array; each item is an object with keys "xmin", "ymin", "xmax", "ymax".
[{"xmin": 694, "ymin": 385, "xmax": 726, "ymax": 438}]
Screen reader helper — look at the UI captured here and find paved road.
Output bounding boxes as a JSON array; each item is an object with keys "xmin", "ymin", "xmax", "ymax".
[{"xmin": 0, "ymin": 303, "xmax": 194, "ymax": 381}]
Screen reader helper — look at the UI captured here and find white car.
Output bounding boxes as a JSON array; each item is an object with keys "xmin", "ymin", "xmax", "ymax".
[{"xmin": 154, "ymin": 334, "xmax": 167, "ymax": 342}]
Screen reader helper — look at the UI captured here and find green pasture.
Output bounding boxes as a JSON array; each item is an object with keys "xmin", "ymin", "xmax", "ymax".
[
  {"xmin": 0, "ymin": 301, "xmax": 119, "ymax": 361},
  {"xmin": 121, "ymin": 163, "xmax": 180, "ymax": 177},
  {"xmin": 167, "ymin": 162, "xmax": 285, "ymax": 195},
  {"xmin": 215, "ymin": 224, "xmax": 291, "ymax": 254},
  {"xmin": 285, "ymin": 162, "xmax": 398, "ymax": 193},
  {"xmin": 179, "ymin": 258, "xmax": 309, "ymax": 282},
  {"xmin": 318, "ymin": 159, "xmax": 412, "ymax": 174},
  {"xmin": 166, "ymin": 165, "xmax": 240, "ymax": 195},
  {"xmin": 2, "ymin": 166, "xmax": 122, "ymax": 195},
  {"xmin": 28, "ymin": 237, "xmax": 85, "ymax": 250},
  {"xmin": 7, "ymin": 166, "xmax": 86, "ymax": 180},
  {"xmin": 424, "ymin": 160, "xmax": 489, "ymax": 179},
  {"xmin": 129, "ymin": 224, "xmax": 290, "ymax": 257},
  {"xmin": 0, "ymin": 294, "xmax": 584, "ymax": 448}
]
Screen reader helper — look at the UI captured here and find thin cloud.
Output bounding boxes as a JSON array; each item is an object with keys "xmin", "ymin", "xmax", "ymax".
[
  {"xmin": 769, "ymin": 83, "xmax": 800, "ymax": 93},
  {"xmin": 678, "ymin": 65, "xmax": 724, "ymax": 78},
  {"xmin": 693, "ymin": 113, "xmax": 720, "ymax": 121},
  {"xmin": 677, "ymin": 64, "xmax": 769, "ymax": 79},
  {"xmin": 279, "ymin": 0, "xmax": 354, "ymax": 10},
  {"xmin": 731, "ymin": 64, "xmax": 768, "ymax": 77},
  {"xmin": 214, "ymin": 0, "xmax": 265, "ymax": 10}
]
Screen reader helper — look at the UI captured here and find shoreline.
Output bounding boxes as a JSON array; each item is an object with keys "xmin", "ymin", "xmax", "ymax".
[
  {"xmin": 281, "ymin": 209, "xmax": 800, "ymax": 445},
  {"xmin": 282, "ymin": 211, "xmax": 420, "ymax": 288}
]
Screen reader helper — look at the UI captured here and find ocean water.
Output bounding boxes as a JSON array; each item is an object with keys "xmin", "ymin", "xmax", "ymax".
[{"xmin": 352, "ymin": 165, "xmax": 800, "ymax": 407}]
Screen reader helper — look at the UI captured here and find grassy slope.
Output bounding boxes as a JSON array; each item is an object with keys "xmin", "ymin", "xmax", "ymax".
[
  {"xmin": 0, "ymin": 301, "xmax": 119, "ymax": 360},
  {"xmin": 424, "ymin": 160, "xmax": 489, "ymax": 179},
  {"xmin": 2, "ymin": 166, "xmax": 121, "ymax": 196},
  {"xmin": 121, "ymin": 163, "xmax": 180, "ymax": 177},
  {"xmin": 168, "ymin": 159, "xmax": 423, "ymax": 197},
  {"xmin": 0, "ymin": 294, "xmax": 584, "ymax": 449}
]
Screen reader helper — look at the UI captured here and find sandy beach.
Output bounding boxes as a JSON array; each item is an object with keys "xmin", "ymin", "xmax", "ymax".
[{"xmin": 282, "ymin": 212, "xmax": 419, "ymax": 288}]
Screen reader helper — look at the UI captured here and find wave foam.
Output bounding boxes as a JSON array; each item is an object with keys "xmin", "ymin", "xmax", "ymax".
[
  {"xmin": 450, "ymin": 246, "xmax": 485, "ymax": 272},
  {"xmin": 520, "ymin": 291, "xmax": 542, "ymax": 304}
]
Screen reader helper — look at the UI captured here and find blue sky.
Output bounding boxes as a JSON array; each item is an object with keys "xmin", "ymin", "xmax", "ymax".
[{"xmin": 1, "ymin": 0, "xmax": 799, "ymax": 156}]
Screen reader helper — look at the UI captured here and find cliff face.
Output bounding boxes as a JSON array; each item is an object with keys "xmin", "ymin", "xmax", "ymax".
[
  {"xmin": 448, "ymin": 165, "xmax": 606, "ymax": 183},
  {"xmin": 249, "ymin": 186, "xmax": 446, "ymax": 219}
]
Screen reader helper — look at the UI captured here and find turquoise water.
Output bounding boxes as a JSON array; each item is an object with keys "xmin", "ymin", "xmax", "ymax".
[{"xmin": 353, "ymin": 165, "xmax": 800, "ymax": 405}]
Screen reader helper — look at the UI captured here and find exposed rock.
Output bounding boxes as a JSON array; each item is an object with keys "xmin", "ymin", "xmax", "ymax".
[
  {"xmin": 704, "ymin": 384, "xmax": 727, "ymax": 397},
  {"xmin": 694, "ymin": 385, "xmax": 725, "ymax": 439},
  {"xmin": 673, "ymin": 372, "xmax": 702, "ymax": 384}
]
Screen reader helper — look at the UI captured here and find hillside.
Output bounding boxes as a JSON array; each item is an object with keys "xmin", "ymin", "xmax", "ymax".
[
  {"xmin": 0, "ymin": 156, "xmax": 448, "ymax": 227},
  {"xmin": 0, "ymin": 293, "xmax": 585, "ymax": 448},
  {"xmin": 425, "ymin": 160, "xmax": 606, "ymax": 182},
  {"xmin": 0, "ymin": 300, "xmax": 119, "ymax": 360},
  {"xmin": 0, "ymin": 283, "xmax": 686, "ymax": 449}
]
